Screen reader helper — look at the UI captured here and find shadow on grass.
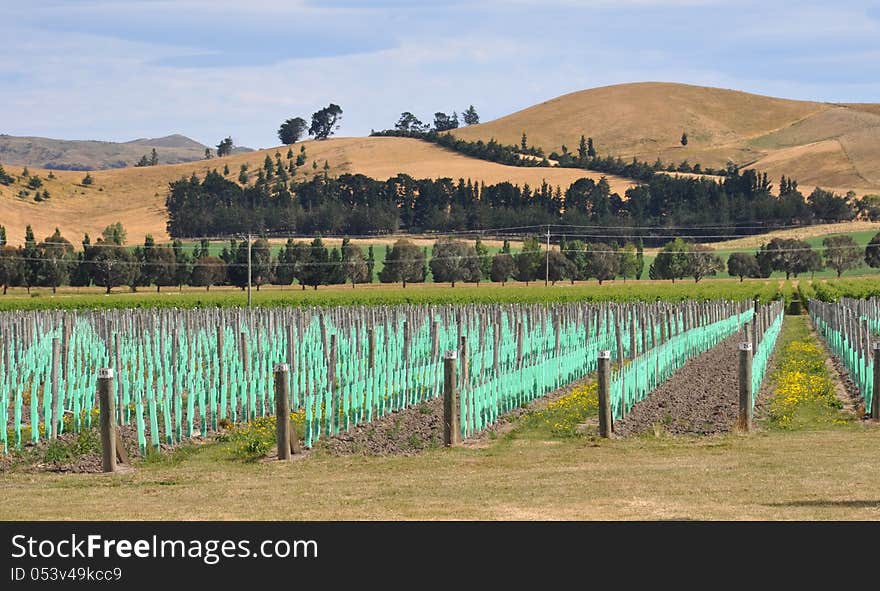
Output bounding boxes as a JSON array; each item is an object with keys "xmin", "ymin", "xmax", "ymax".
[{"xmin": 764, "ymin": 500, "xmax": 880, "ymax": 508}]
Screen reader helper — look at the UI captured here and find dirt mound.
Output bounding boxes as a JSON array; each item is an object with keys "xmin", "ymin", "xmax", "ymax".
[
  {"xmin": 1, "ymin": 421, "xmax": 209, "ymax": 473},
  {"xmin": 321, "ymin": 398, "xmax": 444, "ymax": 456}
]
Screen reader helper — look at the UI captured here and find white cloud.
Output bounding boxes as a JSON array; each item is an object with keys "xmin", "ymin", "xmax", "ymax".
[{"xmin": 3, "ymin": 0, "xmax": 878, "ymax": 148}]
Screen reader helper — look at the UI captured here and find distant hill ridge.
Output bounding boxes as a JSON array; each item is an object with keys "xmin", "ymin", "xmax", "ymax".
[{"xmin": 0, "ymin": 133, "xmax": 253, "ymax": 170}]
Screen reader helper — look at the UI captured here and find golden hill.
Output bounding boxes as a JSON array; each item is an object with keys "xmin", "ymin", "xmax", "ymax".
[
  {"xmin": 0, "ymin": 137, "xmax": 632, "ymax": 246},
  {"xmin": 452, "ymin": 82, "xmax": 880, "ymax": 196}
]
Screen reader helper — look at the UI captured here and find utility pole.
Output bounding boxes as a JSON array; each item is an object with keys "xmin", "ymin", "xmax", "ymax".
[
  {"xmin": 545, "ymin": 225, "xmax": 550, "ymax": 286},
  {"xmin": 246, "ymin": 232, "xmax": 252, "ymax": 309}
]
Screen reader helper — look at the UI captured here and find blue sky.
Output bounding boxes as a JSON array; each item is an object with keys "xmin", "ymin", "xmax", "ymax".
[{"xmin": 3, "ymin": 0, "xmax": 879, "ymax": 149}]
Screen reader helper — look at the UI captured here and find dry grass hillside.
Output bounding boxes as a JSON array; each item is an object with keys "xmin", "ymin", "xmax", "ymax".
[
  {"xmin": 0, "ymin": 137, "xmax": 631, "ymax": 246},
  {"xmin": 452, "ymin": 82, "xmax": 880, "ymax": 196}
]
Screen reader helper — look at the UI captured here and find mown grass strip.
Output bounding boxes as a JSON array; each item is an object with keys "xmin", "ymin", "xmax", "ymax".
[{"xmin": 763, "ymin": 316, "xmax": 851, "ymax": 430}]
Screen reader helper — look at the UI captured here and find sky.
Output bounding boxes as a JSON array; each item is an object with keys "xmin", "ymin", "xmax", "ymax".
[{"xmin": 3, "ymin": 0, "xmax": 879, "ymax": 149}]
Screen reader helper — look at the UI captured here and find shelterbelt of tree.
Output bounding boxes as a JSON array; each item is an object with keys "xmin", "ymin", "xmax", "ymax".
[{"xmin": 164, "ymin": 162, "xmax": 865, "ymax": 241}]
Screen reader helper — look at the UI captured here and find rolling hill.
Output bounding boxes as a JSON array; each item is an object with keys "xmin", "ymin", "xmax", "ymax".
[
  {"xmin": 452, "ymin": 82, "xmax": 880, "ymax": 196},
  {"xmin": 3, "ymin": 81, "xmax": 879, "ymax": 249},
  {"xmin": 0, "ymin": 137, "xmax": 631, "ymax": 246},
  {"xmin": 0, "ymin": 134, "xmax": 253, "ymax": 171}
]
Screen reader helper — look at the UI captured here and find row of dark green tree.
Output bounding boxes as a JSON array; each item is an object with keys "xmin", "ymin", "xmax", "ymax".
[
  {"xmin": 165, "ymin": 162, "xmax": 864, "ymax": 241},
  {"xmin": 648, "ymin": 234, "xmax": 876, "ymax": 283},
  {"xmin": 0, "ymin": 223, "xmax": 644, "ymax": 292}
]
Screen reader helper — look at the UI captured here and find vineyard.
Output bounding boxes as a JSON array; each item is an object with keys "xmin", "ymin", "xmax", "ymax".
[
  {"xmin": 2, "ymin": 280, "xmax": 878, "ymax": 521},
  {"xmin": 810, "ymin": 296, "xmax": 880, "ymax": 417},
  {"xmin": 1, "ymin": 293, "xmax": 792, "ymax": 460}
]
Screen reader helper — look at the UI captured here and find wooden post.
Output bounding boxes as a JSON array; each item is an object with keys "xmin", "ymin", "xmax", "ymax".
[
  {"xmin": 114, "ymin": 332, "xmax": 124, "ymax": 425},
  {"xmin": 515, "ymin": 321, "xmax": 523, "ymax": 369},
  {"xmin": 443, "ymin": 350, "xmax": 461, "ymax": 446},
  {"xmin": 240, "ymin": 330, "xmax": 250, "ymax": 422},
  {"xmin": 630, "ymin": 312, "xmax": 638, "ymax": 359},
  {"xmin": 275, "ymin": 363, "xmax": 291, "ymax": 460},
  {"xmin": 492, "ymin": 316, "xmax": 500, "ymax": 375},
  {"xmin": 402, "ymin": 320, "xmax": 410, "ymax": 401},
  {"xmin": 50, "ymin": 337, "xmax": 60, "ymax": 439},
  {"xmin": 459, "ymin": 334, "xmax": 469, "ymax": 389},
  {"xmin": 873, "ymin": 343, "xmax": 880, "ymax": 420},
  {"xmin": 368, "ymin": 327, "xmax": 376, "ymax": 369},
  {"xmin": 597, "ymin": 350, "xmax": 612, "ymax": 438},
  {"xmin": 615, "ymin": 318, "xmax": 624, "ymax": 366},
  {"xmin": 737, "ymin": 342, "xmax": 753, "ymax": 432},
  {"xmin": 98, "ymin": 368, "xmax": 116, "ymax": 473},
  {"xmin": 752, "ymin": 308, "xmax": 760, "ymax": 353},
  {"xmin": 329, "ymin": 334, "xmax": 337, "ymax": 387}
]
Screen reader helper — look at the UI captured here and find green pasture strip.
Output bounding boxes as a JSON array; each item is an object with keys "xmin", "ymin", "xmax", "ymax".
[{"xmin": 764, "ymin": 316, "xmax": 847, "ymax": 430}]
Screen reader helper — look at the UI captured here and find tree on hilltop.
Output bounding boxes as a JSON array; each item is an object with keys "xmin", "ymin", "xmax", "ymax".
[
  {"xmin": 216, "ymin": 136, "xmax": 234, "ymax": 157},
  {"xmin": 309, "ymin": 104, "xmax": 343, "ymax": 140},
  {"xmin": 278, "ymin": 117, "xmax": 308, "ymax": 145},
  {"xmin": 433, "ymin": 112, "xmax": 459, "ymax": 132},
  {"xmin": 462, "ymin": 105, "xmax": 479, "ymax": 126},
  {"xmin": 394, "ymin": 112, "xmax": 428, "ymax": 133}
]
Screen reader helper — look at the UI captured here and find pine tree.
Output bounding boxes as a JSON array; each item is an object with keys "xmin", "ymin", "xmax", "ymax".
[
  {"xmin": 635, "ymin": 239, "xmax": 645, "ymax": 279},
  {"xmin": 680, "ymin": 132, "xmax": 688, "ymax": 146},
  {"xmin": 23, "ymin": 225, "xmax": 39, "ymax": 293},
  {"xmin": 462, "ymin": 105, "xmax": 479, "ymax": 125},
  {"xmin": 150, "ymin": 148, "xmax": 159, "ymax": 166},
  {"xmin": 216, "ymin": 136, "xmax": 234, "ymax": 157},
  {"xmin": 587, "ymin": 137, "xmax": 596, "ymax": 158},
  {"xmin": 366, "ymin": 244, "xmax": 375, "ymax": 283},
  {"xmin": 578, "ymin": 135, "xmax": 588, "ymax": 162},
  {"xmin": 521, "ymin": 132, "xmax": 527, "ymax": 151}
]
